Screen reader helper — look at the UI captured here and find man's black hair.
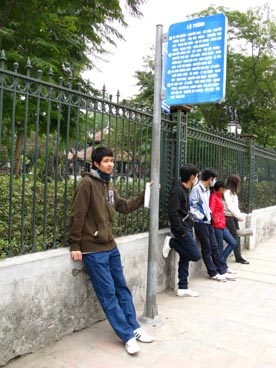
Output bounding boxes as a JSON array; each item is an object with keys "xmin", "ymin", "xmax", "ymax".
[
  {"xmin": 91, "ymin": 146, "xmax": 113, "ymax": 169},
  {"xmin": 214, "ymin": 180, "xmax": 226, "ymax": 191},
  {"xmin": 201, "ymin": 167, "xmax": 218, "ymax": 181},
  {"xmin": 180, "ymin": 164, "xmax": 199, "ymax": 182}
]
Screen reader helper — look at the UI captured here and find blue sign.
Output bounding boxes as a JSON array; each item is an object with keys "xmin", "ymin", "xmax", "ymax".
[
  {"xmin": 165, "ymin": 14, "xmax": 227, "ymax": 106},
  {"xmin": 161, "ymin": 41, "xmax": 170, "ymax": 113}
]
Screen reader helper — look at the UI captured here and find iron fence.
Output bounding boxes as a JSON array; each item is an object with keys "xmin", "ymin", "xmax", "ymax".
[
  {"xmin": 0, "ymin": 55, "xmax": 155, "ymax": 257},
  {"xmin": 1, "ymin": 55, "xmax": 276, "ymax": 257}
]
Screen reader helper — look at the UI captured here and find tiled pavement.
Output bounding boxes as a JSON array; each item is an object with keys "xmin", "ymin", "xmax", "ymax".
[{"xmin": 4, "ymin": 236, "xmax": 276, "ymax": 368}]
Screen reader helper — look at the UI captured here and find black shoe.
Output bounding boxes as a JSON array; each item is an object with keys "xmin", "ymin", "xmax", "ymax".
[{"xmin": 236, "ymin": 258, "xmax": 249, "ymax": 264}]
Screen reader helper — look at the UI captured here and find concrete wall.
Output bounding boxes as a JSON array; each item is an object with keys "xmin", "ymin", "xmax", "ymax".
[
  {"xmin": 0, "ymin": 230, "xmax": 169, "ymax": 367},
  {"xmin": 1, "ymin": 206, "xmax": 276, "ymax": 366},
  {"xmin": 244, "ymin": 206, "xmax": 276, "ymax": 249}
]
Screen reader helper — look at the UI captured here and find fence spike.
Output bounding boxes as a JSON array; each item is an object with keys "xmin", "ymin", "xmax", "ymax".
[
  {"xmin": 86, "ymin": 79, "xmax": 91, "ymax": 93},
  {"xmin": 26, "ymin": 58, "xmax": 32, "ymax": 76},
  {"xmin": 102, "ymin": 84, "xmax": 106, "ymax": 99},
  {"xmin": 48, "ymin": 65, "xmax": 53, "ymax": 82},
  {"xmin": 0, "ymin": 50, "xmax": 7, "ymax": 68},
  {"xmin": 37, "ymin": 69, "xmax": 43, "ymax": 79},
  {"xmin": 13, "ymin": 62, "xmax": 19, "ymax": 73},
  {"xmin": 116, "ymin": 90, "xmax": 120, "ymax": 103}
]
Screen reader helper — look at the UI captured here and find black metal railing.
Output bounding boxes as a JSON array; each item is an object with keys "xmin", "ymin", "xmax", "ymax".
[{"xmin": 1, "ymin": 54, "xmax": 276, "ymax": 257}]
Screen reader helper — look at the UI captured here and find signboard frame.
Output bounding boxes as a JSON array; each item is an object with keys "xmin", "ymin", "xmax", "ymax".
[{"xmin": 165, "ymin": 13, "xmax": 227, "ymax": 106}]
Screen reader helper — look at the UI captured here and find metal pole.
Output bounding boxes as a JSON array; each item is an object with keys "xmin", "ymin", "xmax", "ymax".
[{"xmin": 142, "ymin": 24, "xmax": 163, "ymax": 320}]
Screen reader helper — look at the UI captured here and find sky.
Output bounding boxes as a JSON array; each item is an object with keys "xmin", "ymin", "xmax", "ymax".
[{"xmin": 82, "ymin": 0, "xmax": 273, "ymax": 99}]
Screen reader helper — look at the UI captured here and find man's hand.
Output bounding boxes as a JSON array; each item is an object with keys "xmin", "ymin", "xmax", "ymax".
[
  {"xmin": 148, "ymin": 181, "xmax": 161, "ymax": 188},
  {"xmin": 71, "ymin": 251, "xmax": 82, "ymax": 261}
]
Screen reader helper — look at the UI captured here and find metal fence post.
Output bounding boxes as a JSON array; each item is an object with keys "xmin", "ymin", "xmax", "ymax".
[
  {"xmin": 172, "ymin": 108, "xmax": 188, "ymax": 180},
  {"xmin": 241, "ymin": 134, "xmax": 257, "ymax": 213}
]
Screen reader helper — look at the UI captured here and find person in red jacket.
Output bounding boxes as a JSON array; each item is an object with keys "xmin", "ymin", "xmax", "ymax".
[{"xmin": 209, "ymin": 181, "xmax": 237, "ymax": 272}]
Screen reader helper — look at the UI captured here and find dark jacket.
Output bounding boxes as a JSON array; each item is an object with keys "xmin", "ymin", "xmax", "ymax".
[
  {"xmin": 69, "ymin": 170, "xmax": 144, "ymax": 253},
  {"xmin": 168, "ymin": 181, "xmax": 193, "ymax": 237}
]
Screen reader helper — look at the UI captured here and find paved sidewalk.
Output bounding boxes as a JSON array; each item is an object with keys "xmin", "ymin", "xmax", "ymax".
[{"xmin": 5, "ymin": 236, "xmax": 276, "ymax": 368}]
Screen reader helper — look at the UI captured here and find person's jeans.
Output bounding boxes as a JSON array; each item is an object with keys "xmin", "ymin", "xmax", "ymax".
[
  {"xmin": 83, "ymin": 247, "xmax": 139, "ymax": 343},
  {"xmin": 194, "ymin": 222, "xmax": 227, "ymax": 277},
  {"xmin": 170, "ymin": 230, "xmax": 201, "ymax": 289},
  {"xmin": 226, "ymin": 216, "xmax": 243, "ymax": 261},
  {"xmin": 214, "ymin": 228, "xmax": 237, "ymax": 263}
]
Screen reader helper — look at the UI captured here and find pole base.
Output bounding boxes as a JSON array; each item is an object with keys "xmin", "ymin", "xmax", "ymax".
[{"xmin": 138, "ymin": 314, "xmax": 162, "ymax": 325}]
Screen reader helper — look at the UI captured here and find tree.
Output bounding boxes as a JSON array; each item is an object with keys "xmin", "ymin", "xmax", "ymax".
[
  {"xmin": 190, "ymin": 5, "xmax": 276, "ymax": 145},
  {"xmin": 133, "ymin": 52, "xmax": 155, "ymax": 108},
  {"xmin": 0, "ymin": 0, "xmax": 147, "ymax": 176},
  {"xmin": 133, "ymin": 5, "xmax": 276, "ymax": 147},
  {"xmin": 0, "ymin": 0, "xmax": 146, "ymax": 76}
]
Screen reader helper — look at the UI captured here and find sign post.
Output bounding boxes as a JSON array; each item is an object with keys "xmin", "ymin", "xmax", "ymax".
[{"xmin": 142, "ymin": 24, "xmax": 163, "ymax": 321}]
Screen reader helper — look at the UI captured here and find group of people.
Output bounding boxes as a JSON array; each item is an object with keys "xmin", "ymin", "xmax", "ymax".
[
  {"xmin": 69, "ymin": 146, "xmax": 248, "ymax": 356},
  {"xmin": 163, "ymin": 165, "xmax": 249, "ymax": 298}
]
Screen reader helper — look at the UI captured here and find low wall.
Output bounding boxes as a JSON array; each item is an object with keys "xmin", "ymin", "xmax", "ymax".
[
  {"xmin": 1, "ymin": 205, "xmax": 276, "ymax": 366},
  {"xmin": 244, "ymin": 206, "xmax": 276, "ymax": 249},
  {"xmin": 0, "ymin": 230, "xmax": 169, "ymax": 367}
]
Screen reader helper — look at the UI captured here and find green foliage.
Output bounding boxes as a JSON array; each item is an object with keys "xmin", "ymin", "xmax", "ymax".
[
  {"xmin": 133, "ymin": 5, "xmax": 276, "ymax": 148},
  {"xmin": 133, "ymin": 52, "xmax": 155, "ymax": 108},
  {"xmin": 0, "ymin": 175, "xmax": 148, "ymax": 258},
  {"xmin": 113, "ymin": 181, "xmax": 149, "ymax": 236},
  {"xmin": 240, "ymin": 180, "xmax": 276, "ymax": 212},
  {"xmin": 0, "ymin": 0, "xmax": 146, "ymax": 77},
  {"xmin": 0, "ymin": 175, "xmax": 75, "ymax": 258}
]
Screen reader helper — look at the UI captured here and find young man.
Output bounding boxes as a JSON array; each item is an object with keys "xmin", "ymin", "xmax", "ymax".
[
  {"xmin": 189, "ymin": 168, "xmax": 236, "ymax": 281},
  {"xmin": 162, "ymin": 164, "xmax": 202, "ymax": 297},
  {"xmin": 69, "ymin": 147, "xmax": 153, "ymax": 355}
]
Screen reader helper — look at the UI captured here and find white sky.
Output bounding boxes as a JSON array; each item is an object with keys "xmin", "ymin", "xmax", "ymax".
[{"xmin": 83, "ymin": 0, "xmax": 273, "ymax": 99}]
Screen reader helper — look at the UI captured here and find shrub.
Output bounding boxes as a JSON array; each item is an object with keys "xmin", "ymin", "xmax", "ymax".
[{"xmin": 0, "ymin": 176, "xmax": 149, "ymax": 258}]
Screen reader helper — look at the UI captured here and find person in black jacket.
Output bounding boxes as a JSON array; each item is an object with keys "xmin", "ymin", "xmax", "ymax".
[{"xmin": 162, "ymin": 164, "xmax": 201, "ymax": 297}]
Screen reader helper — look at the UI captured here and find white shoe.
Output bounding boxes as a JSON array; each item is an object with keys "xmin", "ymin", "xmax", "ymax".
[
  {"xmin": 125, "ymin": 337, "xmax": 140, "ymax": 354},
  {"xmin": 221, "ymin": 272, "xmax": 236, "ymax": 281},
  {"xmin": 177, "ymin": 288, "xmax": 199, "ymax": 297},
  {"xmin": 162, "ymin": 235, "xmax": 171, "ymax": 258},
  {"xmin": 227, "ymin": 267, "xmax": 237, "ymax": 274},
  {"xmin": 211, "ymin": 273, "xmax": 227, "ymax": 282},
  {"xmin": 134, "ymin": 328, "xmax": 153, "ymax": 343}
]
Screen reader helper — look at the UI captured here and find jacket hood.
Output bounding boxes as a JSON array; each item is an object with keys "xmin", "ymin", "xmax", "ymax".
[
  {"xmin": 213, "ymin": 190, "xmax": 223, "ymax": 198},
  {"xmin": 176, "ymin": 180, "xmax": 189, "ymax": 192},
  {"xmin": 82, "ymin": 169, "xmax": 102, "ymax": 181}
]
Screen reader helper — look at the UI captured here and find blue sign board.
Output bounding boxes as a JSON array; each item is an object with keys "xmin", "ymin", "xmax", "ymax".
[{"xmin": 165, "ymin": 14, "xmax": 227, "ymax": 106}]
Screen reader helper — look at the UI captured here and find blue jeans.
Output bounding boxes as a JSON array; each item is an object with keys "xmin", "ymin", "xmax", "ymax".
[
  {"xmin": 170, "ymin": 230, "xmax": 201, "ymax": 289},
  {"xmin": 194, "ymin": 222, "xmax": 227, "ymax": 277},
  {"xmin": 83, "ymin": 247, "xmax": 139, "ymax": 343},
  {"xmin": 214, "ymin": 228, "xmax": 237, "ymax": 263}
]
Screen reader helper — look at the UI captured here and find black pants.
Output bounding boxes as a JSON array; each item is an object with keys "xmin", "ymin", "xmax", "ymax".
[
  {"xmin": 226, "ymin": 216, "xmax": 243, "ymax": 261},
  {"xmin": 194, "ymin": 222, "xmax": 227, "ymax": 277},
  {"xmin": 170, "ymin": 230, "xmax": 201, "ymax": 289}
]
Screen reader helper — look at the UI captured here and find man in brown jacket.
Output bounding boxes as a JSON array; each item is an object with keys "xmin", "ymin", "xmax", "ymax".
[{"xmin": 69, "ymin": 146, "xmax": 153, "ymax": 355}]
